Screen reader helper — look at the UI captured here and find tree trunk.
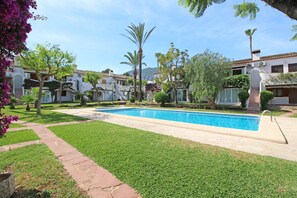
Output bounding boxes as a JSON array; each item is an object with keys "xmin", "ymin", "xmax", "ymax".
[
  {"xmin": 58, "ymin": 81, "xmax": 62, "ymax": 103},
  {"xmin": 138, "ymin": 48, "xmax": 143, "ymax": 102},
  {"xmin": 208, "ymin": 97, "xmax": 216, "ymax": 110},
  {"xmin": 175, "ymin": 88, "xmax": 178, "ymax": 104},
  {"xmin": 262, "ymin": 0, "xmax": 297, "ymax": 20},
  {"xmin": 133, "ymin": 68, "xmax": 137, "ymax": 99},
  {"xmin": 97, "ymin": 90, "xmax": 100, "ymax": 104},
  {"xmin": 36, "ymin": 79, "xmax": 44, "ymax": 115},
  {"xmin": 26, "ymin": 103, "xmax": 30, "ymax": 111},
  {"xmin": 250, "ymin": 36, "xmax": 253, "ymax": 59}
]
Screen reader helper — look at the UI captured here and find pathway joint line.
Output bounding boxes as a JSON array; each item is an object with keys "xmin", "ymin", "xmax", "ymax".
[{"xmin": 24, "ymin": 122, "xmax": 140, "ymax": 198}]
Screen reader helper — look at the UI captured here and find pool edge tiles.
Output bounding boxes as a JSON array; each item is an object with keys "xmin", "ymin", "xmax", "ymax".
[
  {"xmin": 98, "ymin": 108, "xmax": 260, "ymax": 131},
  {"xmin": 96, "ymin": 108, "xmax": 286, "ymax": 144}
]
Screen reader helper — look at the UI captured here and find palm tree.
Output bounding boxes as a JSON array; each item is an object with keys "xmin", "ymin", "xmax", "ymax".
[
  {"xmin": 120, "ymin": 51, "xmax": 146, "ymax": 100},
  {"xmin": 245, "ymin": 28, "xmax": 257, "ymax": 59},
  {"xmin": 122, "ymin": 23, "xmax": 156, "ymax": 102}
]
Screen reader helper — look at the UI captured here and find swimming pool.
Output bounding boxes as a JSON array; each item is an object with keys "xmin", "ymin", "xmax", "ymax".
[{"xmin": 98, "ymin": 108, "xmax": 260, "ymax": 131}]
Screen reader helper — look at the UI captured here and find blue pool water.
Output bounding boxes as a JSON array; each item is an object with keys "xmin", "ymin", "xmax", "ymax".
[{"xmin": 98, "ymin": 108, "xmax": 260, "ymax": 131}]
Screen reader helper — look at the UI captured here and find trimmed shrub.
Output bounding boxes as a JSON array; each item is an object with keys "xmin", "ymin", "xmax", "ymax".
[
  {"xmin": 154, "ymin": 92, "xmax": 169, "ymax": 106},
  {"xmin": 238, "ymin": 91, "xmax": 249, "ymax": 108},
  {"xmin": 130, "ymin": 97, "xmax": 135, "ymax": 103},
  {"xmin": 260, "ymin": 90, "xmax": 274, "ymax": 110},
  {"xmin": 223, "ymin": 74, "xmax": 250, "ymax": 91}
]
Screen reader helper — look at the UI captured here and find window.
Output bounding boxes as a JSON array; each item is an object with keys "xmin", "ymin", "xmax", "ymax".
[
  {"xmin": 232, "ymin": 69, "xmax": 242, "ymax": 75},
  {"xmin": 289, "ymin": 63, "xmax": 297, "ymax": 72},
  {"xmin": 101, "ymin": 79, "xmax": 106, "ymax": 84},
  {"xmin": 61, "ymin": 91, "xmax": 67, "ymax": 96},
  {"xmin": 268, "ymin": 88, "xmax": 289, "ymax": 97},
  {"xmin": 271, "ymin": 65, "xmax": 283, "ymax": 73}
]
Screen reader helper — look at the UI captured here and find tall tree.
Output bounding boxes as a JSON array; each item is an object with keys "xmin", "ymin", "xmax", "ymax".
[
  {"xmin": 179, "ymin": 0, "xmax": 297, "ymax": 20},
  {"xmin": 0, "ymin": 0, "xmax": 36, "ymax": 136},
  {"xmin": 185, "ymin": 50, "xmax": 231, "ymax": 109},
  {"xmin": 120, "ymin": 51, "xmax": 146, "ymax": 100},
  {"xmin": 291, "ymin": 25, "xmax": 297, "ymax": 41},
  {"xmin": 179, "ymin": 0, "xmax": 297, "ymax": 38},
  {"xmin": 155, "ymin": 43, "xmax": 189, "ymax": 104},
  {"xmin": 245, "ymin": 28, "xmax": 257, "ymax": 59},
  {"xmin": 84, "ymin": 72, "xmax": 102, "ymax": 103},
  {"xmin": 122, "ymin": 23, "xmax": 156, "ymax": 102},
  {"xmin": 101, "ymin": 68, "xmax": 112, "ymax": 74},
  {"xmin": 19, "ymin": 43, "xmax": 75, "ymax": 115}
]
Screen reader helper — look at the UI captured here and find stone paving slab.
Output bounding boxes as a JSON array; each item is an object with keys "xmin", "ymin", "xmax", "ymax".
[
  {"xmin": 24, "ymin": 122, "xmax": 140, "ymax": 198},
  {"xmin": 8, "ymin": 127, "xmax": 31, "ymax": 132},
  {"xmin": 55, "ymin": 108, "xmax": 297, "ymax": 162},
  {"xmin": 0, "ymin": 140, "xmax": 40, "ymax": 153}
]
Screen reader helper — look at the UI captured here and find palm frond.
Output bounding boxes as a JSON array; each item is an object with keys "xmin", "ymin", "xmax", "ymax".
[{"xmin": 178, "ymin": 0, "xmax": 226, "ymax": 17}]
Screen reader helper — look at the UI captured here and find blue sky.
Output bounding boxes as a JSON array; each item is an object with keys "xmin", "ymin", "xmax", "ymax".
[{"xmin": 27, "ymin": 0, "xmax": 296, "ymax": 74}]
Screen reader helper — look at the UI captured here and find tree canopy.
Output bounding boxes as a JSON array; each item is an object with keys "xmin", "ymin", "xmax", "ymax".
[
  {"xmin": 19, "ymin": 43, "xmax": 75, "ymax": 115},
  {"xmin": 0, "ymin": 0, "xmax": 36, "ymax": 136},
  {"xmin": 84, "ymin": 71, "xmax": 102, "ymax": 103},
  {"xmin": 185, "ymin": 50, "xmax": 231, "ymax": 109},
  {"xmin": 179, "ymin": 0, "xmax": 297, "ymax": 40},
  {"xmin": 178, "ymin": 0, "xmax": 297, "ymax": 21},
  {"xmin": 101, "ymin": 68, "xmax": 112, "ymax": 73},
  {"xmin": 155, "ymin": 43, "xmax": 189, "ymax": 100}
]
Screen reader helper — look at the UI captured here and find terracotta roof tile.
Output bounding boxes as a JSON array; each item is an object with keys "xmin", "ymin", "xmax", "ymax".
[{"xmin": 233, "ymin": 52, "xmax": 297, "ymax": 67}]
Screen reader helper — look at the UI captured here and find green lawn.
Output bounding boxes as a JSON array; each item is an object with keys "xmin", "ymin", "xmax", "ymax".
[
  {"xmin": 50, "ymin": 121, "xmax": 297, "ymax": 197},
  {"xmin": 291, "ymin": 113, "xmax": 297, "ymax": 118},
  {"xmin": 0, "ymin": 129, "xmax": 39, "ymax": 147},
  {"xmin": 3, "ymin": 106, "xmax": 88, "ymax": 124},
  {"xmin": 9, "ymin": 123, "xmax": 25, "ymax": 128},
  {"xmin": 0, "ymin": 144, "xmax": 86, "ymax": 197}
]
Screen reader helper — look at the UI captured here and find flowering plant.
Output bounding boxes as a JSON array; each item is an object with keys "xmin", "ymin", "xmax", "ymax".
[{"xmin": 0, "ymin": 0, "xmax": 37, "ymax": 137}]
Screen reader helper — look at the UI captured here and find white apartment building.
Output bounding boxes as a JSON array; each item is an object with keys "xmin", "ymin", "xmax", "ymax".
[
  {"xmin": 218, "ymin": 51, "xmax": 297, "ymax": 106},
  {"xmin": 7, "ymin": 66, "xmax": 131, "ymax": 103}
]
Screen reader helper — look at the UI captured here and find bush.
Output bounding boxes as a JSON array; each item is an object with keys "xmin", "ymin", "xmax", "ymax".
[
  {"xmin": 9, "ymin": 97, "xmax": 17, "ymax": 109},
  {"xmin": 260, "ymin": 90, "xmax": 274, "ymax": 110},
  {"xmin": 238, "ymin": 91, "xmax": 249, "ymax": 108},
  {"xmin": 130, "ymin": 97, "xmax": 135, "ymax": 103},
  {"xmin": 154, "ymin": 92, "xmax": 169, "ymax": 106},
  {"xmin": 224, "ymin": 74, "xmax": 250, "ymax": 91}
]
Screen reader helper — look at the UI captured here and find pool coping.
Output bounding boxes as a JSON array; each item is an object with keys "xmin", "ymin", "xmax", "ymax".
[{"xmin": 95, "ymin": 107, "xmax": 287, "ymax": 144}]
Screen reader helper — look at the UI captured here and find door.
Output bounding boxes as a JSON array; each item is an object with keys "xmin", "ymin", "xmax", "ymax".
[{"xmin": 289, "ymin": 88, "xmax": 297, "ymax": 104}]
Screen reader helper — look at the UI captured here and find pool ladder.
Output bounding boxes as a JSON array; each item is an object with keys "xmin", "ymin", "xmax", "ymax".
[{"xmin": 261, "ymin": 110, "xmax": 273, "ymax": 122}]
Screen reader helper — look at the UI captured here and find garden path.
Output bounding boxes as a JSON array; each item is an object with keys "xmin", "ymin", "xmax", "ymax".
[{"xmin": 10, "ymin": 121, "xmax": 140, "ymax": 198}]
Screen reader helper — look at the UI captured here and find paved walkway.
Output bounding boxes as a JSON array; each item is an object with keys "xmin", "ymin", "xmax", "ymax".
[
  {"xmin": 280, "ymin": 109, "xmax": 297, "ymax": 117},
  {"xmin": 0, "ymin": 140, "xmax": 40, "ymax": 152},
  {"xmin": 55, "ymin": 108, "xmax": 297, "ymax": 162},
  {"xmin": 22, "ymin": 122, "xmax": 140, "ymax": 198}
]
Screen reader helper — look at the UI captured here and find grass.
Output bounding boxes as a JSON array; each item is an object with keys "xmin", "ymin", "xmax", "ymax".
[
  {"xmin": 9, "ymin": 123, "xmax": 25, "ymax": 128},
  {"xmin": 0, "ymin": 129, "xmax": 39, "ymax": 147},
  {"xmin": 3, "ymin": 106, "xmax": 88, "ymax": 124},
  {"xmin": 291, "ymin": 113, "xmax": 297, "ymax": 118},
  {"xmin": 50, "ymin": 121, "xmax": 297, "ymax": 197},
  {"xmin": 0, "ymin": 144, "xmax": 86, "ymax": 197}
]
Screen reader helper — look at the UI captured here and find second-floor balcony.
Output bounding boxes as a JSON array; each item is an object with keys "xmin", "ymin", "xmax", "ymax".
[{"xmin": 261, "ymin": 72, "xmax": 297, "ymax": 86}]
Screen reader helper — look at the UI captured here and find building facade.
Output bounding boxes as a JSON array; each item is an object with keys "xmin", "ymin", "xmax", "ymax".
[
  {"xmin": 152, "ymin": 51, "xmax": 297, "ymax": 107},
  {"xmin": 218, "ymin": 51, "xmax": 297, "ymax": 106},
  {"xmin": 7, "ymin": 66, "xmax": 131, "ymax": 103}
]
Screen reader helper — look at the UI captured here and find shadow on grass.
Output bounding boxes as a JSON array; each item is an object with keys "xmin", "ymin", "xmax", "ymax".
[
  {"xmin": 13, "ymin": 189, "xmax": 51, "ymax": 198},
  {"xmin": 7, "ymin": 108, "xmax": 88, "ymax": 124}
]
